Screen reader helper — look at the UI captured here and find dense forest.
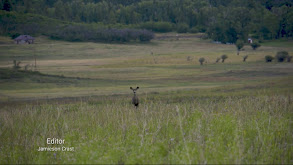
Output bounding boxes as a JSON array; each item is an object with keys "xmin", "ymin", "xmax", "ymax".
[{"xmin": 0, "ymin": 0, "xmax": 292, "ymax": 43}]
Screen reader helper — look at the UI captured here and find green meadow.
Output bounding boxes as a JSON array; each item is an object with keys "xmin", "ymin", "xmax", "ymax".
[{"xmin": 0, "ymin": 35, "xmax": 292, "ymax": 164}]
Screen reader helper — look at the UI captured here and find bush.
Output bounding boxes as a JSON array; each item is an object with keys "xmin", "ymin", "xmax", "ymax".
[
  {"xmin": 138, "ymin": 29, "xmax": 154, "ymax": 42},
  {"xmin": 235, "ymin": 40, "xmax": 244, "ymax": 51},
  {"xmin": 196, "ymin": 25, "xmax": 206, "ymax": 33},
  {"xmin": 0, "ymin": 11, "xmax": 154, "ymax": 43},
  {"xmin": 140, "ymin": 21, "xmax": 173, "ymax": 33},
  {"xmin": 275, "ymin": 51, "xmax": 289, "ymax": 62},
  {"xmin": 243, "ymin": 55, "xmax": 248, "ymax": 62},
  {"xmin": 236, "ymin": 40, "xmax": 244, "ymax": 55},
  {"xmin": 189, "ymin": 27, "xmax": 199, "ymax": 33},
  {"xmin": 176, "ymin": 23, "xmax": 189, "ymax": 33},
  {"xmin": 50, "ymin": 25, "xmax": 154, "ymax": 43},
  {"xmin": 265, "ymin": 55, "xmax": 274, "ymax": 62},
  {"xmin": 236, "ymin": 40, "xmax": 244, "ymax": 51},
  {"xmin": 9, "ymin": 33, "xmax": 22, "ymax": 39},
  {"xmin": 251, "ymin": 42, "xmax": 261, "ymax": 50},
  {"xmin": 199, "ymin": 57, "xmax": 205, "ymax": 65},
  {"xmin": 221, "ymin": 54, "xmax": 228, "ymax": 63}
]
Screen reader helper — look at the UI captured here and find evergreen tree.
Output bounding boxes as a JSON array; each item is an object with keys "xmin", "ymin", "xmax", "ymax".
[{"xmin": 3, "ymin": 0, "xmax": 12, "ymax": 11}]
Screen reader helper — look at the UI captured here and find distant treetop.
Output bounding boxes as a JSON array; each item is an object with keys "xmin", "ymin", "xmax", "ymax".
[{"xmin": 1, "ymin": 0, "xmax": 292, "ymax": 42}]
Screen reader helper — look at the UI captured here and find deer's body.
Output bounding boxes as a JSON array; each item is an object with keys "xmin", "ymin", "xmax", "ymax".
[
  {"xmin": 132, "ymin": 93, "xmax": 139, "ymax": 107},
  {"xmin": 130, "ymin": 87, "xmax": 139, "ymax": 108}
]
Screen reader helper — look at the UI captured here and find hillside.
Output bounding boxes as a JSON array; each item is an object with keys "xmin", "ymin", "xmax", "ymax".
[{"xmin": 1, "ymin": 0, "xmax": 293, "ymax": 43}]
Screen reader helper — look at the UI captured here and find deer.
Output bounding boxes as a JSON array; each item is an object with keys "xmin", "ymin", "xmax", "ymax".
[{"xmin": 130, "ymin": 87, "xmax": 139, "ymax": 108}]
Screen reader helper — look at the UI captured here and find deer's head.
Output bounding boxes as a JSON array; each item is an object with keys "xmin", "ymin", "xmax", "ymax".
[{"xmin": 130, "ymin": 87, "xmax": 139, "ymax": 94}]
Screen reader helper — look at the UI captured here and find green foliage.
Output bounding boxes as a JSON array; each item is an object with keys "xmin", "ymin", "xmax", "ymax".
[
  {"xmin": 207, "ymin": 24, "xmax": 238, "ymax": 43},
  {"xmin": 10, "ymin": 33, "xmax": 22, "ymax": 39},
  {"xmin": 0, "ymin": 10, "xmax": 68, "ymax": 37},
  {"xmin": 1, "ymin": 0, "xmax": 293, "ymax": 42},
  {"xmin": 265, "ymin": 55, "xmax": 274, "ymax": 62},
  {"xmin": 236, "ymin": 40, "xmax": 244, "ymax": 51},
  {"xmin": 2, "ymin": 0, "xmax": 11, "ymax": 11},
  {"xmin": 251, "ymin": 42, "xmax": 261, "ymax": 50},
  {"xmin": 176, "ymin": 23, "xmax": 189, "ymax": 33},
  {"xmin": 189, "ymin": 27, "xmax": 199, "ymax": 33},
  {"xmin": 0, "ymin": 11, "xmax": 154, "ymax": 43},
  {"xmin": 275, "ymin": 51, "xmax": 289, "ymax": 62},
  {"xmin": 199, "ymin": 57, "xmax": 205, "ymax": 65},
  {"xmin": 221, "ymin": 54, "xmax": 228, "ymax": 63},
  {"xmin": 243, "ymin": 55, "xmax": 248, "ymax": 62},
  {"xmin": 140, "ymin": 21, "xmax": 173, "ymax": 33}
]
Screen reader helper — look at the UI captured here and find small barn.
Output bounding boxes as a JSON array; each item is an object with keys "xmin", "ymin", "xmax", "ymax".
[
  {"xmin": 14, "ymin": 35, "xmax": 35, "ymax": 44},
  {"xmin": 248, "ymin": 38, "xmax": 253, "ymax": 44}
]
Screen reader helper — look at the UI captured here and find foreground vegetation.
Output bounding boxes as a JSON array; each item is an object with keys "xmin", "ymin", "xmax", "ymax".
[{"xmin": 0, "ymin": 87, "xmax": 292, "ymax": 164}]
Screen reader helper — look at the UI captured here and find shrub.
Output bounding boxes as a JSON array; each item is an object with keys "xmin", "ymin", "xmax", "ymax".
[
  {"xmin": 176, "ymin": 23, "xmax": 189, "ymax": 33},
  {"xmin": 138, "ymin": 29, "xmax": 154, "ymax": 42},
  {"xmin": 3, "ymin": 0, "xmax": 12, "ymax": 11},
  {"xmin": 221, "ymin": 54, "xmax": 228, "ymax": 63},
  {"xmin": 243, "ymin": 55, "xmax": 248, "ymax": 62},
  {"xmin": 265, "ymin": 55, "xmax": 274, "ymax": 62},
  {"xmin": 236, "ymin": 40, "xmax": 244, "ymax": 51},
  {"xmin": 189, "ymin": 27, "xmax": 199, "ymax": 33},
  {"xmin": 199, "ymin": 57, "xmax": 205, "ymax": 65},
  {"xmin": 196, "ymin": 25, "xmax": 207, "ymax": 33},
  {"xmin": 140, "ymin": 21, "xmax": 173, "ymax": 33},
  {"xmin": 275, "ymin": 51, "xmax": 289, "ymax": 62},
  {"xmin": 251, "ymin": 42, "xmax": 261, "ymax": 50},
  {"xmin": 9, "ymin": 33, "xmax": 22, "ymax": 39},
  {"xmin": 50, "ymin": 25, "xmax": 154, "ymax": 43}
]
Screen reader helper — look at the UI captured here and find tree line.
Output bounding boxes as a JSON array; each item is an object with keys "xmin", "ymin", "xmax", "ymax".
[
  {"xmin": 1, "ymin": 0, "xmax": 292, "ymax": 43},
  {"xmin": 0, "ymin": 10, "xmax": 154, "ymax": 42}
]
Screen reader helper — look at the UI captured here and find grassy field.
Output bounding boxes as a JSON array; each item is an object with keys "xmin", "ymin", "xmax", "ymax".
[
  {"xmin": 0, "ymin": 35, "xmax": 292, "ymax": 101},
  {"xmin": 0, "ymin": 34, "xmax": 292, "ymax": 164}
]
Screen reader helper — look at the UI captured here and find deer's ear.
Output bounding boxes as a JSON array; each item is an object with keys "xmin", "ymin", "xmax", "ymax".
[
  {"xmin": 136, "ymin": 87, "xmax": 139, "ymax": 89},
  {"xmin": 130, "ymin": 87, "xmax": 133, "ymax": 90}
]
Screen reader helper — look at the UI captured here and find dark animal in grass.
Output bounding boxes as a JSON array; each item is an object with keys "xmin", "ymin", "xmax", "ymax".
[{"xmin": 130, "ymin": 87, "xmax": 139, "ymax": 108}]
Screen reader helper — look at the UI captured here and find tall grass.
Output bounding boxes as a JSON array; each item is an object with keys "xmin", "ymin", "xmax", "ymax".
[{"xmin": 0, "ymin": 94, "xmax": 292, "ymax": 164}]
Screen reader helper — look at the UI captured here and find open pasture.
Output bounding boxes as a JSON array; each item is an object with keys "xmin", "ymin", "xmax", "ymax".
[
  {"xmin": 0, "ymin": 35, "xmax": 292, "ymax": 101},
  {"xmin": 0, "ymin": 34, "xmax": 292, "ymax": 164}
]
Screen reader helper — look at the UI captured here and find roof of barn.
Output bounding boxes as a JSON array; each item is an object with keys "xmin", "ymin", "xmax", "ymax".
[{"xmin": 14, "ymin": 35, "xmax": 34, "ymax": 41}]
